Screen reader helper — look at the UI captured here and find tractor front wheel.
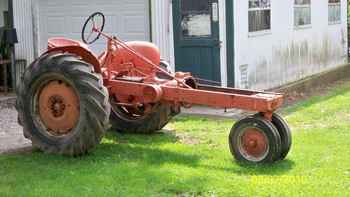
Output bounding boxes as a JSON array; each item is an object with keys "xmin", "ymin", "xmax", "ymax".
[
  {"xmin": 16, "ymin": 52, "xmax": 111, "ymax": 156},
  {"xmin": 229, "ymin": 116, "xmax": 282, "ymax": 164},
  {"xmin": 254, "ymin": 113, "xmax": 292, "ymax": 161}
]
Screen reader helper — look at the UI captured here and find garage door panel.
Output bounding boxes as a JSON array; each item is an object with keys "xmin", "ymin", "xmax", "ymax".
[
  {"xmin": 124, "ymin": 16, "xmax": 148, "ymax": 33},
  {"xmin": 71, "ymin": 17, "xmax": 87, "ymax": 34},
  {"xmin": 102, "ymin": 15, "xmax": 116, "ymax": 34},
  {"xmin": 38, "ymin": 0, "xmax": 150, "ymax": 54},
  {"xmin": 47, "ymin": 17, "xmax": 66, "ymax": 34},
  {"xmin": 46, "ymin": 1, "xmax": 62, "ymax": 7}
]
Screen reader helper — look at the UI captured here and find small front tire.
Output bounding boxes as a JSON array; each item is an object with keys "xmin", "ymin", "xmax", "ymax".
[
  {"xmin": 254, "ymin": 113, "xmax": 292, "ymax": 161},
  {"xmin": 229, "ymin": 116, "xmax": 282, "ymax": 164}
]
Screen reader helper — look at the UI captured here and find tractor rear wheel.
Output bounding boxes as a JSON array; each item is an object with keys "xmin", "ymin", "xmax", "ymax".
[
  {"xmin": 229, "ymin": 116, "xmax": 282, "ymax": 164},
  {"xmin": 110, "ymin": 102, "xmax": 174, "ymax": 134},
  {"xmin": 16, "ymin": 52, "xmax": 111, "ymax": 156}
]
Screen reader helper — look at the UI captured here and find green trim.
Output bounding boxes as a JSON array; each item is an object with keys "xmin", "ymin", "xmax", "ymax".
[
  {"xmin": 8, "ymin": 0, "xmax": 14, "ymax": 28},
  {"xmin": 148, "ymin": 0, "xmax": 153, "ymax": 42},
  {"xmin": 226, "ymin": 0, "xmax": 235, "ymax": 87}
]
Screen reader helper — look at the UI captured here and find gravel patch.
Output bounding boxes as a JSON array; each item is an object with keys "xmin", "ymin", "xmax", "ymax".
[{"xmin": 0, "ymin": 99, "xmax": 32, "ymax": 154}]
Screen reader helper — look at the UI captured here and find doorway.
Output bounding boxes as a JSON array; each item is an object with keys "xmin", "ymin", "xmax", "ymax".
[{"xmin": 173, "ymin": 0, "xmax": 221, "ymax": 84}]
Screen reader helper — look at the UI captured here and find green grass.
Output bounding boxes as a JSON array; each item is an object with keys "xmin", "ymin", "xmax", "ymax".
[{"xmin": 1, "ymin": 83, "xmax": 350, "ymax": 197}]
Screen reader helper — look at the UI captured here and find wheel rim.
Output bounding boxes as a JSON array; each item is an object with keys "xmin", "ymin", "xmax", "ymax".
[
  {"xmin": 238, "ymin": 127, "xmax": 269, "ymax": 162},
  {"xmin": 36, "ymin": 80, "xmax": 80, "ymax": 136}
]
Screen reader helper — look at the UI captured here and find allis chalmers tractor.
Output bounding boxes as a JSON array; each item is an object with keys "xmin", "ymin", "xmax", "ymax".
[{"xmin": 16, "ymin": 12, "xmax": 291, "ymax": 164}]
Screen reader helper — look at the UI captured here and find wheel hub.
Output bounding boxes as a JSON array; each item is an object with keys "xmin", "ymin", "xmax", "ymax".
[
  {"xmin": 38, "ymin": 80, "xmax": 80, "ymax": 136},
  {"xmin": 49, "ymin": 95, "xmax": 66, "ymax": 118},
  {"xmin": 240, "ymin": 128, "xmax": 268, "ymax": 160}
]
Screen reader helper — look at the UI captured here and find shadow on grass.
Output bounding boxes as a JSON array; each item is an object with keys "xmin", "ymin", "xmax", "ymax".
[
  {"xmin": 105, "ymin": 129, "xmax": 179, "ymax": 146},
  {"xmin": 104, "ymin": 131, "xmax": 295, "ymax": 176},
  {"xmin": 1, "ymin": 128, "xmax": 294, "ymax": 196},
  {"xmin": 87, "ymin": 131, "xmax": 200, "ymax": 168},
  {"xmin": 0, "ymin": 130, "xmax": 199, "ymax": 170},
  {"xmin": 202, "ymin": 159, "xmax": 295, "ymax": 176}
]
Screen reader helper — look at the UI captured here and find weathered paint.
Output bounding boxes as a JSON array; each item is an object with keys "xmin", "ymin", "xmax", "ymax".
[
  {"xmin": 151, "ymin": 0, "xmax": 174, "ymax": 67},
  {"xmin": 234, "ymin": 0, "xmax": 348, "ymax": 90}
]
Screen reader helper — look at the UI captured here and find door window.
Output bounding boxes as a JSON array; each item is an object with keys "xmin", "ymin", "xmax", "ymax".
[{"xmin": 181, "ymin": 0, "xmax": 212, "ymax": 38}]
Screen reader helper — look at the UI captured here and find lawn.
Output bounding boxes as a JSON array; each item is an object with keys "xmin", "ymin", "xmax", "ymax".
[{"xmin": 1, "ymin": 82, "xmax": 350, "ymax": 197}]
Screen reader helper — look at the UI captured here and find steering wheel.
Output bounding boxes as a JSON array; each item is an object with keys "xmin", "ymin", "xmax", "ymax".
[{"xmin": 82, "ymin": 12, "xmax": 105, "ymax": 45}]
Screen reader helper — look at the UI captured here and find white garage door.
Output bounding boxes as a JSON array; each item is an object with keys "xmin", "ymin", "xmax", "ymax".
[{"xmin": 37, "ymin": 0, "xmax": 150, "ymax": 54}]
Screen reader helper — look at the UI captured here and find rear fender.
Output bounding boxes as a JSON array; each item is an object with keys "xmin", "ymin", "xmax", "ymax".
[{"xmin": 43, "ymin": 38, "xmax": 102, "ymax": 73}]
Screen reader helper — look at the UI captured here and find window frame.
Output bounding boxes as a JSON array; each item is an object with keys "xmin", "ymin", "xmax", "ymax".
[
  {"xmin": 294, "ymin": 0, "xmax": 312, "ymax": 29},
  {"xmin": 328, "ymin": 0, "xmax": 341, "ymax": 25},
  {"xmin": 248, "ymin": 0, "xmax": 271, "ymax": 34}
]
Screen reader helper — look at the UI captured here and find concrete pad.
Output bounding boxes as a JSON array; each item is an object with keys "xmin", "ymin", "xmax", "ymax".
[
  {"xmin": 0, "ymin": 96, "xmax": 32, "ymax": 154},
  {"xmin": 181, "ymin": 106, "xmax": 245, "ymax": 119}
]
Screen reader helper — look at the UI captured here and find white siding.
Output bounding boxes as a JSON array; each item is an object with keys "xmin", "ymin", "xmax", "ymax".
[
  {"xmin": 151, "ymin": 0, "xmax": 175, "ymax": 69},
  {"xmin": 234, "ymin": 0, "xmax": 348, "ymax": 90},
  {"xmin": 13, "ymin": 0, "xmax": 34, "ymax": 64}
]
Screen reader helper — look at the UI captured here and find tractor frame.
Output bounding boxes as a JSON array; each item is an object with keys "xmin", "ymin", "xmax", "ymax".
[{"xmin": 16, "ymin": 12, "xmax": 292, "ymax": 164}]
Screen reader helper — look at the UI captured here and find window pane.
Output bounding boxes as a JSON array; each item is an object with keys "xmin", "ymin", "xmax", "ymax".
[
  {"xmin": 249, "ymin": 10, "xmax": 271, "ymax": 32},
  {"xmin": 180, "ymin": 0, "xmax": 212, "ymax": 38},
  {"xmin": 295, "ymin": 7, "xmax": 311, "ymax": 26},
  {"xmin": 182, "ymin": 14, "xmax": 212, "ymax": 37},
  {"xmin": 249, "ymin": 0, "xmax": 271, "ymax": 9},
  {"xmin": 295, "ymin": 0, "xmax": 311, "ymax": 5},
  {"xmin": 329, "ymin": 4, "xmax": 341, "ymax": 23}
]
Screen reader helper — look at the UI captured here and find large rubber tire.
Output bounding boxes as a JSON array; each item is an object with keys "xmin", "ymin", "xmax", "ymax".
[
  {"xmin": 254, "ymin": 113, "xmax": 292, "ymax": 160},
  {"xmin": 110, "ymin": 103, "xmax": 174, "ymax": 134},
  {"xmin": 16, "ymin": 52, "xmax": 111, "ymax": 156},
  {"xmin": 229, "ymin": 116, "xmax": 282, "ymax": 164},
  {"xmin": 110, "ymin": 60, "xmax": 179, "ymax": 134},
  {"xmin": 272, "ymin": 114, "xmax": 292, "ymax": 160}
]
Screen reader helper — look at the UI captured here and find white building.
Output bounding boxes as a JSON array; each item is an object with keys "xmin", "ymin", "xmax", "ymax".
[{"xmin": 7, "ymin": 0, "xmax": 349, "ymax": 89}]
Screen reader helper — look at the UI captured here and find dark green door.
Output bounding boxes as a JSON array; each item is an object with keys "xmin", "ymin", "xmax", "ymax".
[{"xmin": 173, "ymin": 0, "xmax": 221, "ymax": 84}]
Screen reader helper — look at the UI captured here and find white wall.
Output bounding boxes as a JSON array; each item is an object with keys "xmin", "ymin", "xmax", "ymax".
[
  {"xmin": 151, "ymin": 0, "xmax": 174, "ymax": 67},
  {"xmin": 0, "ymin": 0, "xmax": 8, "ymax": 27},
  {"xmin": 13, "ymin": 0, "xmax": 34, "ymax": 64},
  {"xmin": 234, "ymin": 0, "xmax": 348, "ymax": 90}
]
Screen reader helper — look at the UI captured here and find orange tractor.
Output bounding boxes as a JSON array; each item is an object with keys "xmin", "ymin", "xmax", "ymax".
[{"xmin": 16, "ymin": 13, "xmax": 291, "ymax": 164}]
